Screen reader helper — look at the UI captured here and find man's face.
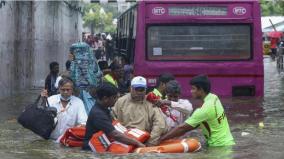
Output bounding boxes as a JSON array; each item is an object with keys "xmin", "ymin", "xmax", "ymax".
[
  {"xmin": 160, "ymin": 82, "xmax": 167, "ymax": 95},
  {"xmin": 103, "ymin": 94, "xmax": 119, "ymax": 107},
  {"xmin": 131, "ymin": 87, "xmax": 146, "ymax": 102},
  {"xmin": 166, "ymin": 92, "xmax": 180, "ymax": 102},
  {"xmin": 190, "ymin": 85, "xmax": 202, "ymax": 99},
  {"xmin": 52, "ymin": 65, "xmax": 59, "ymax": 75},
  {"xmin": 113, "ymin": 68, "xmax": 124, "ymax": 79},
  {"xmin": 59, "ymin": 82, "xmax": 73, "ymax": 99}
]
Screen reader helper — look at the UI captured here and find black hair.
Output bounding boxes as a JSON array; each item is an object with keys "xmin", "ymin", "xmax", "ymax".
[
  {"xmin": 96, "ymin": 83, "xmax": 118, "ymax": 100},
  {"xmin": 166, "ymin": 80, "xmax": 181, "ymax": 94},
  {"xmin": 109, "ymin": 62, "xmax": 122, "ymax": 71},
  {"xmin": 190, "ymin": 75, "xmax": 211, "ymax": 94},
  {"xmin": 98, "ymin": 61, "xmax": 109, "ymax": 70},
  {"xmin": 58, "ymin": 77, "xmax": 74, "ymax": 88},
  {"xmin": 49, "ymin": 61, "xmax": 59, "ymax": 70},
  {"xmin": 121, "ymin": 55, "xmax": 130, "ymax": 64},
  {"xmin": 65, "ymin": 60, "xmax": 71, "ymax": 70},
  {"xmin": 157, "ymin": 73, "xmax": 175, "ymax": 87}
]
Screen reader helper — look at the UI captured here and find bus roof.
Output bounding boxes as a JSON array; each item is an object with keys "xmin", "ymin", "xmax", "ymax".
[{"xmin": 118, "ymin": 0, "xmax": 259, "ymax": 19}]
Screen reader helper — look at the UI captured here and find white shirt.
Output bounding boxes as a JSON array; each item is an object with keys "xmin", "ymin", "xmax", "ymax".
[
  {"xmin": 165, "ymin": 99, "xmax": 193, "ymax": 129},
  {"xmin": 47, "ymin": 94, "xmax": 87, "ymax": 140},
  {"xmin": 54, "ymin": 76, "xmax": 62, "ymax": 89}
]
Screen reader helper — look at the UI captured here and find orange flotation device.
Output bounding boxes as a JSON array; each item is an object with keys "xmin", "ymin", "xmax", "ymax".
[
  {"xmin": 59, "ymin": 126, "xmax": 86, "ymax": 147},
  {"xmin": 134, "ymin": 138, "xmax": 201, "ymax": 153},
  {"xmin": 89, "ymin": 131, "xmax": 112, "ymax": 153},
  {"xmin": 89, "ymin": 121, "xmax": 150, "ymax": 154}
]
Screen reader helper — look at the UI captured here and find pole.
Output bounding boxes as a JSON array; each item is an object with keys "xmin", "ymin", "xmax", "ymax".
[{"xmin": 269, "ymin": 19, "xmax": 277, "ymax": 32}]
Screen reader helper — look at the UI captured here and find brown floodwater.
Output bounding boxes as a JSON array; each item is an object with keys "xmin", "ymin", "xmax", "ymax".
[{"xmin": 0, "ymin": 56, "xmax": 283, "ymax": 159}]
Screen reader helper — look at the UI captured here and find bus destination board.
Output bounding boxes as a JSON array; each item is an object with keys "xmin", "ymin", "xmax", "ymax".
[{"xmin": 168, "ymin": 6, "xmax": 228, "ymax": 16}]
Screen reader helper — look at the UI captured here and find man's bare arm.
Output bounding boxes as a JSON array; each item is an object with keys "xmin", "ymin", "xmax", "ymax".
[
  {"xmin": 159, "ymin": 123, "xmax": 196, "ymax": 141},
  {"xmin": 108, "ymin": 130, "xmax": 145, "ymax": 147}
]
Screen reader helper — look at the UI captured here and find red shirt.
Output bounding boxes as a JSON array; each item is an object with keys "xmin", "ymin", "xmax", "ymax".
[{"xmin": 270, "ymin": 38, "xmax": 279, "ymax": 49}]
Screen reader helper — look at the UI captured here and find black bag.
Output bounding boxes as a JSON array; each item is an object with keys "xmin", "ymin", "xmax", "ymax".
[{"xmin": 17, "ymin": 95, "xmax": 57, "ymax": 139}]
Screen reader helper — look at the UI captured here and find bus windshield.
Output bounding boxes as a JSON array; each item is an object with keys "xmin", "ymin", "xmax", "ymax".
[{"xmin": 147, "ymin": 24, "xmax": 251, "ymax": 61}]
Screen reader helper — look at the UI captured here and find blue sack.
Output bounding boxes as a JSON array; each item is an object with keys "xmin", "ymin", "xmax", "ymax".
[
  {"xmin": 80, "ymin": 90, "xmax": 95, "ymax": 115},
  {"xmin": 70, "ymin": 42, "xmax": 102, "ymax": 88},
  {"xmin": 70, "ymin": 42, "xmax": 102, "ymax": 113}
]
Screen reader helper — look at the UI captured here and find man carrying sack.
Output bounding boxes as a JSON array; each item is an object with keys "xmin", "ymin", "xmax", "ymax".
[{"xmin": 41, "ymin": 77, "xmax": 87, "ymax": 140}]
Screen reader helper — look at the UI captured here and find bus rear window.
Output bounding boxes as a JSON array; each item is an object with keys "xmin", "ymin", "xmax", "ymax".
[{"xmin": 147, "ymin": 25, "xmax": 251, "ymax": 61}]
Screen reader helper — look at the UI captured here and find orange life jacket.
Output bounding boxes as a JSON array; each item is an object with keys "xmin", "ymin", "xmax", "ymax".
[
  {"xmin": 59, "ymin": 121, "xmax": 126, "ymax": 148},
  {"xmin": 88, "ymin": 131, "xmax": 112, "ymax": 153},
  {"xmin": 59, "ymin": 126, "xmax": 85, "ymax": 147},
  {"xmin": 59, "ymin": 121, "xmax": 150, "ymax": 153},
  {"xmin": 89, "ymin": 121, "xmax": 150, "ymax": 154}
]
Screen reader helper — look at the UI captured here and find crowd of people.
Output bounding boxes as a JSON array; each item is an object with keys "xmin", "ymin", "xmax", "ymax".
[
  {"xmin": 82, "ymin": 32, "xmax": 114, "ymax": 62},
  {"xmin": 42, "ymin": 38, "xmax": 235, "ymax": 152}
]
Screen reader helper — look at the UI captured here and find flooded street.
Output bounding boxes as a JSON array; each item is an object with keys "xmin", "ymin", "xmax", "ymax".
[{"xmin": 0, "ymin": 56, "xmax": 284, "ymax": 159}]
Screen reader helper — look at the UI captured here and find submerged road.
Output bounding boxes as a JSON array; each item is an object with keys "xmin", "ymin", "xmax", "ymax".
[{"xmin": 0, "ymin": 56, "xmax": 283, "ymax": 159}]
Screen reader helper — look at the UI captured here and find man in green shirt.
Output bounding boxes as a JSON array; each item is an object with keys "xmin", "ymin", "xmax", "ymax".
[
  {"xmin": 103, "ymin": 62, "xmax": 123, "ymax": 88},
  {"xmin": 152, "ymin": 73, "xmax": 175, "ymax": 99},
  {"xmin": 160, "ymin": 75, "xmax": 235, "ymax": 147}
]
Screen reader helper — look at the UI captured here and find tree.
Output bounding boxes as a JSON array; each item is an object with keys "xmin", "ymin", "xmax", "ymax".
[
  {"xmin": 83, "ymin": 3, "xmax": 116, "ymax": 34},
  {"xmin": 100, "ymin": 3, "xmax": 120, "ymax": 18},
  {"xmin": 260, "ymin": 0, "xmax": 284, "ymax": 16}
]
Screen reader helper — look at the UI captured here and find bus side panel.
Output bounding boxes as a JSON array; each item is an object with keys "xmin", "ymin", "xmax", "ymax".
[{"xmin": 136, "ymin": 61, "xmax": 263, "ymax": 97}]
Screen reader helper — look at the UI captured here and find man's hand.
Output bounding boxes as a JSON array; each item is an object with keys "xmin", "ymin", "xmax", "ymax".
[
  {"xmin": 159, "ymin": 123, "xmax": 196, "ymax": 142},
  {"xmin": 158, "ymin": 134, "xmax": 167, "ymax": 143},
  {"xmin": 110, "ymin": 130, "xmax": 146, "ymax": 148},
  {"xmin": 160, "ymin": 100, "xmax": 171, "ymax": 106},
  {"xmin": 136, "ymin": 142, "xmax": 146, "ymax": 148},
  {"xmin": 68, "ymin": 53, "xmax": 75, "ymax": 61},
  {"xmin": 145, "ymin": 142, "xmax": 155, "ymax": 147},
  {"xmin": 41, "ymin": 89, "xmax": 48, "ymax": 98},
  {"xmin": 157, "ymin": 137, "xmax": 163, "ymax": 145},
  {"xmin": 153, "ymin": 100, "xmax": 162, "ymax": 107},
  {"xmin": 76, "ymin": 124, "xmax": 85, "ymax": 127},
  {"xmin": 154, "ymin": 100, "xmax": 171, "ymax": 107}
]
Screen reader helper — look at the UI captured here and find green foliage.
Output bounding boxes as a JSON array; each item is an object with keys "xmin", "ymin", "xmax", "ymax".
[
  {"xmin": 100, "ymin": 3, "xmax": 120, "ymax": 18},
  {"xmin": 104, "ymin": 25, "xmax": 117, "ymax": 33},
  {"xmin": 260, "ymin": 0, "xmax": 284, "ymax": 16},
  {"xmin": 82, "ymin": 3, "xmax": 117, "ymax": 33}
]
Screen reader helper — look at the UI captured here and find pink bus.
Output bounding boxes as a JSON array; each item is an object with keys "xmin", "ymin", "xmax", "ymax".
[{"xmin": 116, "ymin": 0, "xmax": 263, "ymax": 97}]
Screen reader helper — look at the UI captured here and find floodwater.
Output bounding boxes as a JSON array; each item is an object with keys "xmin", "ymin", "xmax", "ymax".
[{"xmin": 0, "ymin": 56, "xmax": 283, "ymax": 159}]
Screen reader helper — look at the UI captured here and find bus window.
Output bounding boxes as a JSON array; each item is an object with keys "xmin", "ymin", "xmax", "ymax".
[
  {"xmin": 132, "ymin": 9, "xmax": 137, "ymax": 39},
  {"xmin": 116, "ymin": 6, "xmax": 138, "ymax": 64},
  {"xmin": 147, "ymin": 24, "xmax": 251, "ymax": 61}
]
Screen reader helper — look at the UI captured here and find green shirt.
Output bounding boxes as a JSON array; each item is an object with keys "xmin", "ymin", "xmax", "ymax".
[
  {"xmin": 103, "ymin": 74, "xmax": 118, "ymax": 88},
  {"xmin": 152, "ymin": 88, "xmax": 163, "ymax": 98},
  {"xmin": 152, "ymin": 88, "xmax": 168, "ymax": 99},
  {"xmin": 185, "ymin": 93, "xmax": 235, "ymax": 147}
]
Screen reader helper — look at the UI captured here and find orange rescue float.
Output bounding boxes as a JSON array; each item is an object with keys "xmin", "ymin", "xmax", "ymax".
[{"xmin": 135, "ymin": 138, "xmax": 201, "ymax": 153}]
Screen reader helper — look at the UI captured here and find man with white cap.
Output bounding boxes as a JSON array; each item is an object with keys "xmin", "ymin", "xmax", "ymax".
[{"xmin": 112, "ymin": 76, "xmax": 168, "ymax": 146}]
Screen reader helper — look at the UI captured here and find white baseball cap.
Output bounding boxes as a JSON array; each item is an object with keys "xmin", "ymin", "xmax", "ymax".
[{"xmin": 131, "ymin": 76, "xmax": 147, "ymax": 88}]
